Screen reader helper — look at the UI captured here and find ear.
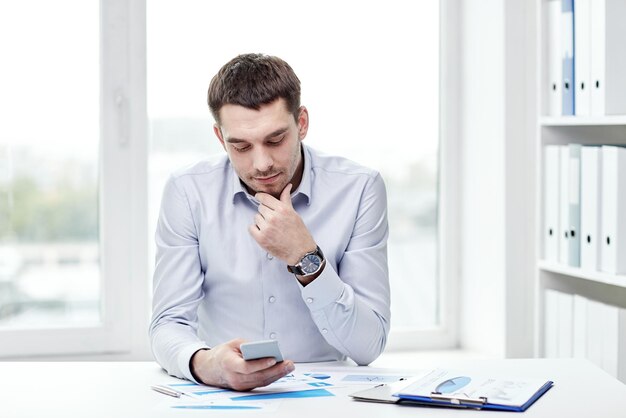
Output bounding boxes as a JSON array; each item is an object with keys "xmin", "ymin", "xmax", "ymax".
[
  {"xmin": 297, "ymin": 106, "xmax": 309, "ymax": 141},
  {"xmin": 214, "ymin": 124, "xmax": 226, "ymax": 151}
]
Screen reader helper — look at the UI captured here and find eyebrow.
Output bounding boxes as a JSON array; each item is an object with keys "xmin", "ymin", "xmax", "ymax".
[{"xmin": 225, "ymin": 127, "xmax": 289, "ymax": 144}]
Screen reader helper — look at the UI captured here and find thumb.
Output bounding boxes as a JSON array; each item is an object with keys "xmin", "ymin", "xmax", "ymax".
[{"xmin": 280, "ymin": 183, "xmax": 293, "ymax": 206}]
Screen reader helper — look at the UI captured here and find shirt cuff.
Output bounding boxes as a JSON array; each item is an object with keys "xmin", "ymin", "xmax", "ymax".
[
  {"xmin": 300, "ymin": 263, "xmax": 345, "ymax": 311},
  {"xmin": 178, "ymin": 342, "xmax": 211, "ymax": 383}
]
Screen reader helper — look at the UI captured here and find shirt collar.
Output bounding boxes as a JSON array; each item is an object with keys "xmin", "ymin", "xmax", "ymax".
[{"xmin": 231, "ymin": 144, "xmax": 313, "ymax": 206}]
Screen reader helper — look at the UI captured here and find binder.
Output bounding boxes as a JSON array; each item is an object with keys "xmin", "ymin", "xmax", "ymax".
[
  {"xmin": 547, "ymin": 0, "xmax": 562, "ymax": 116},
  {"xmin": 567, "ymin": 144, "xmax": 581, "ymax": 267},
  {"xmin": 600, "ymin": 146, "xmax": 626, "ymax": 274},
  {"xmin": 586, "ymin": 298, "xmax": 605, "ymax": 369},
  {"xmin": 589, "ymin": 303, "xmax": 626, "ymax": 381},
  {"xmin": 561, "ymin": 0, "xmax": 575, "ymax": 115},
  {"xmin": 543, "ymin": 145, "xmax": 560, "ymax": 262},
  {"xmin": 557, "ymin": 291, "xmax": 574, "ymax": 358},
  {"xmin": 545, "ymin": 290, "xmax": 577, "ymax": 359},
  {"xmin": 590, "ymin": 0, "xmax": 606, "ymax": 115},
  {"xmin": 580, "ymin": 146, "xmax": 602, "ymax": 270},
  {"xmin": 619, "ymin": 308, "xmax": 626, "ymax": 383},
  {"xmin": 590, "ymin": 0, "xmax": 626, "ymax": 115},
  {"xmin": 574, "ymin": 0, "xmax": 591, "ymax": 116},
  {"xmin": 391, "ymin": 369, "xmax": 553, "ymax": 412},
  {"xmin": 544, "ymin": 289, "xmax": 559, "ymax": 358},
  {"xmin": 602, "ymin": 303, "xmax": 619, "ymax": 378},
  {"xmin": 572, "ymin": 294, "xmax": 587, "ymax": 359},
  {"xmin": 558, "ymin": 146, "xmax": 570, "ymax": 264}
]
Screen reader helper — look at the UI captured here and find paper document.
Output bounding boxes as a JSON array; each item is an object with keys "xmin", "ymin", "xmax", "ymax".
[
  {"xmin": 162, "ymin": 373, "xmax": 335, "ymax": 411},
  {"xmin": 304, "ymin": 368, "xmax": 413, "ymax": 386}
]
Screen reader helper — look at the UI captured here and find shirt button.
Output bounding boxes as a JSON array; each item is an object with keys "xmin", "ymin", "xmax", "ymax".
[
  {"xmin": 269, "ymin": 332, "xmax": 277, "ymax": 339},
  {"xmin": 306, "ymin": 298, "xmax": 314, "ymax": 304},
  {"xmin": 269, "ymin": 296, "xmax": 276, "ymax": 303},
  {"xmin": 322, "ymin": 328, "xmax": 328, "ymax": 334},
  {"xmin": 266, "ymin": 253, "xmax": 273, "ymax": 260}
]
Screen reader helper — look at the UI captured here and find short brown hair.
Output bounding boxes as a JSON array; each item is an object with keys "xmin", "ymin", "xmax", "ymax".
[{"xmin": 207, "ymin": 53, "xmax": 301, "ymax": 124}]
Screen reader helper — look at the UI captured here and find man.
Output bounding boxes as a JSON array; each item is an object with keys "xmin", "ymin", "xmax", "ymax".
[{"xmin": 150, "ymin": 53, "xmax": 390, "ymax": 391}]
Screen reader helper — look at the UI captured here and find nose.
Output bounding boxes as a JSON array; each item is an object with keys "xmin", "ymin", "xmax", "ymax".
[{"xmin": 252, "ymin": 147, "xmax": 273, "ymax": 173}]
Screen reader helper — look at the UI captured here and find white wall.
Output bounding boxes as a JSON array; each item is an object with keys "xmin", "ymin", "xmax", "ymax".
[
  {"xmin": 457, "ymin": 0, "xmax": 537, "ymax": 358},
  {"xmin": 458, "ymin": 0, "xmax": 506, "ymax": 357}
]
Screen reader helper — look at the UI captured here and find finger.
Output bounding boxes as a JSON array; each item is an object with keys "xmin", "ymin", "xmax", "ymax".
[
  {"xmin": 255, "ymin": 192, "xmax": 280, "ymax": 210},
  {"xmin": 254, "ymin": 213, "xmax": 267, "ymax": 229},
  {"xmin": 235, "ymin": 357, "xmax": 278, "ymax": 374},
  {"xmin": 257, "ymin": 204, "xmax": 273, "ymax": 219},
  {"xmin": 280, "ymin": 184, "xmax": 293, "ymax": 207},
  {"xmin": 248, "ymin": 224, "xmax": 269, "ymax": 249},
  {"xmin": 248, "ymin": 224, "xmax": 261, "ymax": 238},
  {"xmin": 235, "ymin": 361, "xmax": 295, "ymax": 389}
]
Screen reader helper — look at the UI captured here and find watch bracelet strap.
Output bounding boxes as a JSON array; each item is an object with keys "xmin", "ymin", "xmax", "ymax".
[
  {"xmin": 287, "ymin": 246, "xmax": 323, "ymax": 275},
  {"xmin": 287, "ymin": 264, "xmax": 304, "ymax": 275}
]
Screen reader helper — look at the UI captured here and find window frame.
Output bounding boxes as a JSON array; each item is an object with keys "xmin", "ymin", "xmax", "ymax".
[
  {"xmin": 0, "ymin": 0, "xmax": 149, "ymax": 358},
  {"xmin": 0, "ymin": 0, "xmax": 459, "ymax": 358},
  {"xmin": 385, "ymin": 0, "xmax": 460, "ymax": 351}
]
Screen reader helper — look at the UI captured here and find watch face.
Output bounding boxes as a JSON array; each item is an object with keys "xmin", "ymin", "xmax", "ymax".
[{"xmin": 301, "ymin": 254, "xmax": 322, "ymax": 275}]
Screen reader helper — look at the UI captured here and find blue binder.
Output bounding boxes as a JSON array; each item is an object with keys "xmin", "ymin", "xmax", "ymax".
[
  {"xmin": 394, "ymin": 381, "xmax": 554, "ymax": 412},
  {"xmin": 392, "ymin": 369, "xmax": 554, "ymax": 412},
  {"xmin": 562, "ymin": 0, "xmax": 575, "ymax": 115},
  {"xmin": 351, "ymin": 369, "xmax": 554, "ymax": 412}
]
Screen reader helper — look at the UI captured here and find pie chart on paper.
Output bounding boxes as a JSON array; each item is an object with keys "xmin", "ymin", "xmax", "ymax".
[
  {"xmin": 304, "ymin": 373, "xmax": 331, "ymax": 380},
  {"xmin": 435, "ymin": 376, "xmax": 471, "ymax": 393}
]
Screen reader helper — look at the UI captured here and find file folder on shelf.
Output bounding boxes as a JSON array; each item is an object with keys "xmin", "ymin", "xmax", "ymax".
[
  {"xmin": 600, "ymin": 146, "xmax": 626, "ymax": 274},
  {"xmin": 568, "ymin": 144, "xmax": 582, "ymax": 267},
  {"xmin": 590, "ymin": 0, "xmax": 626, "ymax": 115},
  {"xmin": 584, "ymin": 299, "xmax": 625, "ymax": 380},
  {"xmin": 604, "ymin": 306, "xmax": 626, "ymax": 382},
  {"xmin": 544, "ymin": 289, "xmax": 575, "ymax": 359},
  {"xmin": 574, "ymin": 0, "xmax": 591, "ymax": 116},
  {"xmin": 350, "ymin": 369, "xmax": 553, "ymax": 412},
  {"xmin": 586, "ymin": 298, "xmax": 606, "ymax": 369},
  {"xmin": 603, "ymin": 303, "xmax": 620, "ymax": 378},
  {"xmin": 618, "ymin": 309, "xmax": 626, "ymax": 383},
  {"xmin": 546, "ymin": 0, "xmax": 562, "ymax": 116},
  {"xmin": 559, "ymin": 145, "xmax": 570, "ymax": 264},
  {"xmin": 561, "ymin": 0, "xmax": 574, "ymax": 116},
  {"xmin": 543, "ymin": 145, "xmax": 560, "ymax": 262},
  {"xmin": 544, "ymin": 289, "xmax": 559, "ymax": 358},
  {"xmin": 580, "ymin": 146, "xmax": 602, "ymax": 270},
  {"xmin": 572, "ymin": 294, "xmax": 588, "ymax": 359},
  {"xmin": 557, "ymin": 291, "xmax": 574, "ymax": 358}
]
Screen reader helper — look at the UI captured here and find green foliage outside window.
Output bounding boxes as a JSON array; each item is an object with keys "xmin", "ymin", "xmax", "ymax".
[{"xmin": 0, "ymin": 176, "xmax": 98, "ymax": 242}]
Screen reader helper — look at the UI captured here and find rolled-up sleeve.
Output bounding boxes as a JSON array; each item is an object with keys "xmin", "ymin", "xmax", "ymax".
[
  {"xmin": 149, "ymin": 175, "xmax": 209, "ymax": 382},
  {"xmin": 300, "ymin": 172, "xmax": 390, "ymax": 365}
]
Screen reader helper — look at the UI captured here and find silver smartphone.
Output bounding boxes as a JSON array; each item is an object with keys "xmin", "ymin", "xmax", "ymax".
[{"xmin": 240, "ymin": 340, "xmax": 284, "ymax": 362}]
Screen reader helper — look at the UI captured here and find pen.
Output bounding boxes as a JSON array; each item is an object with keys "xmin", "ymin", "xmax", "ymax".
[{"xmin": 151, "ymin": 385, "xmax": 183, "ymax": 398}]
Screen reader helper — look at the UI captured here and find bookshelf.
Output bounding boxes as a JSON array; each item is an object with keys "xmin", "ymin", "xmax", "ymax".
[
  {"xmin": 536, "ymin": 120, "xmax": 626, "ymax": 308},
  {"xmin": 536, "ymin": 0, "xmax": 626, "ymax": 382},
  {"xmin": 540, "ymin": 116, "xmax": 626, "ymax": 126},
  {"xmin": 538, "ymin": 260, "xmax": 626, "ymax": 289}
]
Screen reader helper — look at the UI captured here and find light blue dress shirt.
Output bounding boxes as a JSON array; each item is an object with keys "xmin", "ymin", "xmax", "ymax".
[{"xmin": 150, "ymin": 145, "xmax": 390, "ymax": 382}]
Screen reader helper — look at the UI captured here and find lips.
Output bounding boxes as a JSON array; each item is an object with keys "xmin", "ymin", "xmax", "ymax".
[{"xmin": 254, "ymin": 173, "xmax": 281, "ymax": 184}]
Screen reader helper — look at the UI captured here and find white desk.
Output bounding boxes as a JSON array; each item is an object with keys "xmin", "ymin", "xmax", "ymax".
[{"xmin": 1, "ymin": 358, "xmax": 625, "ymax": 417}]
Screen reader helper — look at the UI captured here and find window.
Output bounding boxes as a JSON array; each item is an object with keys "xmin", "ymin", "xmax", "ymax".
[
  {"xmin": 0, "ymin": 0, "xmax": 142, "ymax": 357},
  {"xmin": 0, "ymin": 0, "xmax": 454, "ymax": 357},
  {"xmin": 0, "ymin": 0, "xmax": 100, "ymax": 329},
  {"xmin": 148, "ymin": 0, "xmax": 451, "ymax": 347}
]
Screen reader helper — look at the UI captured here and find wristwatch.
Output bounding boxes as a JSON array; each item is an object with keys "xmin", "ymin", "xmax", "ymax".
[{"xmin": 287, "ymin": 246, "xmax": 325, "ymax": 276}]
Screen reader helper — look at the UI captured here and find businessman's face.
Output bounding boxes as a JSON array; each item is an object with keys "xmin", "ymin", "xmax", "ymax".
[{"xmin": 215, "ymin": 98, "xmax": 309, "ymax": 198}]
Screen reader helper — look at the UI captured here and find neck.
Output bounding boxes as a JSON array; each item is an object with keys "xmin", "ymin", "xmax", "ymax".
[{"xmin": 288, "ymin": 146, "xmax": 305, "ymax": 192}]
